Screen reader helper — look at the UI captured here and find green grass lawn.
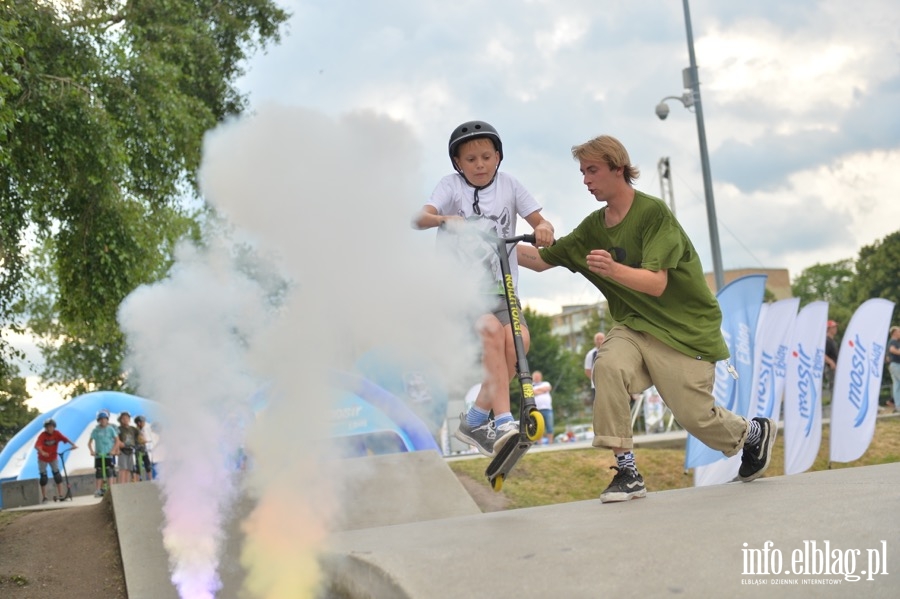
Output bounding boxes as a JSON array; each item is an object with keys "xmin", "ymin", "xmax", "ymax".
[{"xmin": 448, "ymin": 416, "xmax": 900, "ymax": 510}]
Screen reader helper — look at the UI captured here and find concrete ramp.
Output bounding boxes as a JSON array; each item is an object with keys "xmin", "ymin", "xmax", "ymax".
[
  {"xmin": 111, "ymin": 450, "xmax": 480, "ymax": 598},
  {"xmin": 320, "ymin": 463, "xmax": 899, "ymax": 598},
  {"xmin": 111, "ymin": 482, "xmax": 175, "ymax": 599},
  {"xmin": 112, "ymin": 456, "xmax": 898, "ymax": 598},
  {"xmin": 329, "ymin": 450, "xmax": 481, "ymax": 530}
]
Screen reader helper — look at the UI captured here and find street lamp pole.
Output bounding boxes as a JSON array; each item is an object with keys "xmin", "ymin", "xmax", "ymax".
[{"xmin": 681, "ymin": 0, "xmax": 724, "ymax": 291}]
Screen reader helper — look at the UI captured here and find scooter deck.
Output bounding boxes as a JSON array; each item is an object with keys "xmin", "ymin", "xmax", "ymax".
[{"xmin": 485, "ymin": 434, "xmax": 534, "ymax": 491}]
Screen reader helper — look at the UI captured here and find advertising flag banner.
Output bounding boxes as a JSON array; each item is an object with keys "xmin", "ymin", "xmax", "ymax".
[
  {"xmin": 783, "ymin": 301, "xmax": 828, "ymax": 475},
  {"xmin": 748, "ymin": 298, "xmax": 801, "ymax": 422},
  {"xmin": 830, "ymin": 298, "xmax": 896, "ymax": 463},
  {"xmin": 685, "ymin": 275, "xmax": 767, "ymax": 471},
  {"xmin": 696, "ymin": 298, "xmax": 799, "ymax": 486}
]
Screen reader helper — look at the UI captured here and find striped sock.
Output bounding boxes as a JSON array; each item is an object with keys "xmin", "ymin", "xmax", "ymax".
[
  {"xmin": 493, "ymin": 412, "xmax": 514, "ymax": 427},
  {"xmin": 616, "ymin": 451, "xmax": 636, "ymax": 471},
  {"xmin": 466, "ymin": 406, "xmax": 490, "ymax": 427},
  {"xmin": 745, "ymin": 419, "xmax": 762, "ymax": 446}
]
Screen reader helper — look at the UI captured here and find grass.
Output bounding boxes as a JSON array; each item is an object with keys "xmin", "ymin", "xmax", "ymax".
[
  {"xmin": 0, "ymin": 574, "xmax": 29, "ymax": 587},
  {"xmin": 0, "ymin": 510, "xmax": 26, "ymax": 529},
  {"xmin": 448, "ymin": 415, "xmax": 900, "ymax": 510}
]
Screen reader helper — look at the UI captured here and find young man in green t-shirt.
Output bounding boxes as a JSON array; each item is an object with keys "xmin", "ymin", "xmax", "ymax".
[{"xmin": 517, "ymin": 134, "xmax": 776, "ymax": 502}]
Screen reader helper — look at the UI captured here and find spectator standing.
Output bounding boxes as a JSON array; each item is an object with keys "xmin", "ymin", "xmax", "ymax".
[
  {"xmin": 584, "ymin": 332, "xmax": 605, "ymax": 385},
  {"xmin": 88, "ymin": 410, "xmax": 119, "ymax": 496},
  {"xmin": 134, "ymin": 415, "xmax": 154, "ymax": 480},
  {"xmin": 532, "ymin": 371, "xmax": 554, "ymax": 445},
  {"xmin": 824, "ymin": 320, "xmax": 840, "ymax": 370},
  {"xmin": 887, "ymin": 326, "xmax": 900, "ymax": 413},
  {"xmin": 823, "ymin": 320, "xmax": 840, "ymax": 398},
  {"xmin": 33, "ymin": 419, "xmax": 77, "ymax": 503},
  {"xmin": 117, "ymin": 412, "xmax": 140, "ymax": 483}
]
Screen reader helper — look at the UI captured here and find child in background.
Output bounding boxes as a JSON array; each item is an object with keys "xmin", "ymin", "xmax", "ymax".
[
  {"xmin": 34, "ymin": 419, "xmax": 77, "ymax": 503},
  {"xmin": 88, "ymin": 410, "xmax": 120, "ymax": 496},
  {"xmin": 117, "ymin": 412, "xmax": 140, "ymax": 483},
  {"xmin": 133, "ymin": 415, "xmax": 154, "ymax": 480}
]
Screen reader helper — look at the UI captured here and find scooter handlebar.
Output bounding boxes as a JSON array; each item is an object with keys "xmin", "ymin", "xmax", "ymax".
[
  {"xmin": 439, "ymin": 220, "xmax": 536, "ymax": 246},
  {"xmin": 505, "ymin": 233, "xmax": 536, "ymax": 245}
]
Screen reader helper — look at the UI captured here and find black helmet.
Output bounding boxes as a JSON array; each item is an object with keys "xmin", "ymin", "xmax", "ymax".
[
  {"xmin": 448, "ymin": 121, "xmax": 503, "ymax": 169},
  {"xmin": 44, "ymin": 418, "xmax": 56, "ymax": 428}
]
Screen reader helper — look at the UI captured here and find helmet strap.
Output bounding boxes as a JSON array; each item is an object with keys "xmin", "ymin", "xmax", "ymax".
[{"xmin": 459, "ymin": 162, "xmax": 501, "ymax": 216}]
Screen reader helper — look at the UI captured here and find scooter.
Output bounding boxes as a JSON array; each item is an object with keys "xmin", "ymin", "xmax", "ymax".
[
  {"xmin": 479, "ymin": 231, "xmax": 545, "ymax": 491},
  {"xmin": 98, "ymin": 452, "xmax": 113, "ymax": 496},
  {"xmin": 54, "ymin": 448, "xmax": 73, "ymax": 502}
]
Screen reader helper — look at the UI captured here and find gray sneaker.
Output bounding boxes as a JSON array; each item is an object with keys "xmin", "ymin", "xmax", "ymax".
[
  {"xmin": 493, "ymin": 420, "xmax": 520, "ymax": 455},
  {"xmin": 455, "ymin": 414, "xmax": 497, "ymax": 457}
]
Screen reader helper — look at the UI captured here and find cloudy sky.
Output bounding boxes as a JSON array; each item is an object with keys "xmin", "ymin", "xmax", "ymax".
[{"xmin": 234, "ymin": 0, "xmax": 900, "ymax": 315}]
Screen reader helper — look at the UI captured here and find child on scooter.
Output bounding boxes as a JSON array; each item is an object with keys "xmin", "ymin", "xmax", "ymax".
[
  {"xmin": 413, "ymin": 120, "xmax": 554, "ymax": 457},
  {"xmin": 88, "ymin": 410, "xmax": 120, "ymax": 496},
  {"xmin": 34, "ymin": 419, "xmax": 77, "ymax": 503}
]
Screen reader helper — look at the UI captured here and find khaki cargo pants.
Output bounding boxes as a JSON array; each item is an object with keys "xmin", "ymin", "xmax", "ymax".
[{"xmin": 592, "ymin": 326, "xmax": 748, "ymax": 454}]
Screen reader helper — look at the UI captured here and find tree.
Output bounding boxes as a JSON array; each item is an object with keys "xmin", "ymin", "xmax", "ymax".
[
  {"xmin": 849, "ymin": 230, "xmax": 900, "ymax": 313},
  {"xmin": 790, "ymin": 259, "xmax": 856, "ymax": 325},
  {"xmin": 509, "ymin": 308, "xmax": 585, "ymax": 423},
  {"xmin": 0, "ymin": 1, "xmax": 289, "ymax": 394},
  {"xmin": 0, "ymin": 366, "xmax": 37, "ymax": 450}
]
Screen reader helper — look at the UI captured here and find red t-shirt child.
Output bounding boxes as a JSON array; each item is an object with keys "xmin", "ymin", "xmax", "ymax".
[{"xmin": 35, "ymin": 430, "xmax": 73, "ymax": 463}]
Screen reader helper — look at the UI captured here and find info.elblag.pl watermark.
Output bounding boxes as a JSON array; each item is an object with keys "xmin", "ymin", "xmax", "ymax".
[{"xmin": 741, "ymin": 540, "xmax": 889, "ymax": 585}]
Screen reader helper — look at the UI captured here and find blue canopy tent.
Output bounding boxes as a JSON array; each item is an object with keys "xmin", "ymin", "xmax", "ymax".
[
  {"xmin": 330, "ymin": 371, "xmax": 441, "ymax": 456},
  {"xmin": 1, "ymin": 375, "xmax": 440, "ymax": 507},
  {"xmin": 0, "ymin": 391, "xmax": 162, "ymax": 507}
]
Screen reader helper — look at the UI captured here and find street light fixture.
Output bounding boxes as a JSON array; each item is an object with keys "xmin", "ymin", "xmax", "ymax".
[
  {"xmin": 655, "ymin": 0, "xmax": 725, "ymax": 291},
  {"xmin": 654, "ymin": 92, "xmax": 693, "ymax": 120}
]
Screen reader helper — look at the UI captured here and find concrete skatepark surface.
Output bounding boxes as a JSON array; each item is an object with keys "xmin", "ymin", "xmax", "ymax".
[{"xmin": 108, "ymin": 450, "xmax": 898, "ymax": 598}]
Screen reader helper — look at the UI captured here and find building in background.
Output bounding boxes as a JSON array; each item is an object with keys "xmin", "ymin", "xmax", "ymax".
[
  {"xmin": 550, "ymin": 303, "xmax": 607, "ymax": 352},
  {"xmin": 704, "ymin": 268, "xmax": 792, "ymax": 300}
]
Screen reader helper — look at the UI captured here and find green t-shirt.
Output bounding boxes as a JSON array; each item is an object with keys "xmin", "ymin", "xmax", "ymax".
[{"xmin": 539, "ymin": 190, "xmax": 728, "ymax": 362}]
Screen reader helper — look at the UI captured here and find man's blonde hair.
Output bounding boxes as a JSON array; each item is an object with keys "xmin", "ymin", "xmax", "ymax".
[{"xmin": 571, "ymin": 135, "xmax": 640, "ymax": 185}]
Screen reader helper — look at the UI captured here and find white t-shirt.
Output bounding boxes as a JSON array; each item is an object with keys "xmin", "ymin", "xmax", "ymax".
[
  {"xmin": 584, "ymin": 348, "xmax": 599, "ymax": 389},
  {"xmin": 534, "ymin": 381, "xmax": 552, "ymax": 411},
  {"xmin": 428, "ymin": 172, "xmax": 542, "ymax": 293}
]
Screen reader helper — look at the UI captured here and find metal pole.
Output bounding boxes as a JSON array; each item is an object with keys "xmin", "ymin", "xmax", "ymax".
[
  {"xmin": 682, "ymin": 0, "xmax": 724, "ymax": 291},
  {"xmin": 658, "ymin": 158, "xmax": 666, "ymax": 204},
  {"xmin": 657, "ymin": 157, "xmax": 675, "ymax": 216}
]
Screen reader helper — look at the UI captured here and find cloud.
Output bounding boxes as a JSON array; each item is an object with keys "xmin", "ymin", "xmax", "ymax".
[{"xmin": 237, "ymin": 0, "xmax": 900, "ymax": 312}]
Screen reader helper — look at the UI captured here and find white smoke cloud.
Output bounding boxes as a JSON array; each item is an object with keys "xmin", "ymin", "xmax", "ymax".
[
  {"xmin": 119, "ymin": 104, "xmax": 487, "ymax": 598},
  {"xmin": 118, "ymin": 240, "xmax": 269, "ymax": 598}
]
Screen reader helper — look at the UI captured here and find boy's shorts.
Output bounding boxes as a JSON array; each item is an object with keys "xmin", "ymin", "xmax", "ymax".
[
  {"xmin": 118, "ymin": 452, "xmax": 136, "ymax": 473},
  {"xmin": 38, "ymin": 459, "xmax": 60, "ymax": 474},
  {"xmin": 487, "ymin": 295, "xmax": 528, "ymax": 328},
  {"xmin": 94, "ymin": 456, "xmax": 116, "ymax": 479}
]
